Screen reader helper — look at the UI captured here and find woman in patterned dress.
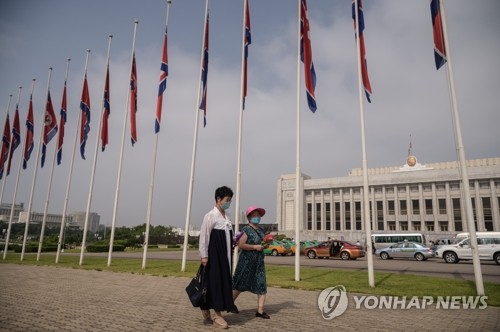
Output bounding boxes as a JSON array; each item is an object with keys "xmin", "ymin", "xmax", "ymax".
[
  {"xmin": 232, "ymin": 205, "xmax": 271, "ymax": 319},
  {"xmin": 199, "ymin": 186, "xmax": 238, "ymax": 329}
]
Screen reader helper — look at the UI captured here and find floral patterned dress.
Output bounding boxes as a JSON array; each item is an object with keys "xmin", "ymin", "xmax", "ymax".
[{"xmin": 232, "ymin": 225, "xmax": 267, "ymax": 295}]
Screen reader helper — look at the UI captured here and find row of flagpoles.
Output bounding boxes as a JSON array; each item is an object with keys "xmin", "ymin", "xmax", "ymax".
[{"xmin": 0, "ymin": 0, "xmax": 483, "ymax": 294}]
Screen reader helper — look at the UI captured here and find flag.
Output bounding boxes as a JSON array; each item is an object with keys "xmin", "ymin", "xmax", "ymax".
[
  {"xmin": 80, "ymin": 74, "xmax": 91, "ymax": 159},
  {"xmin": 0, "ymin": 114, "xmax": 11, "ymax": 179},
  {"xmin": 430, "ymin": 0, "xmax": 447, "ymax": 70},
  {"xmin": 352, "ymin": 0, "xmax": 373, "ymax": 103},
  {"xmin": 199, "ymin": 12, "xmax": 209, "ymax": 127},
  {"xmin": 130, "ymin": 52, "xmax": 138, "ymax": 145},
  {"xmin": 101, "ymin": 65, "xmax": 111, "ymax": 151},
  {"xmin": 7, "ymin": 105, "xmax": 21, "ymax": 176},
  {"xmin": 155, "ymin": 25, "xmax": 168, "ymax": 133},
  {"xmin": 56, "ymin": 80, "xmax": 67, "ymax": 164},
  {"xmin": 300, "ymin": 0, "xmax": 317, "ymax": 112},
  {"xmin": 23, "ymin": 93, "xmax": 34, "ymax": 169},
  {"xmin": 242, "ymin": 0, "xmax": 251, "ymax": 110},
  {"xmin": 41, "ymin": 90, "xmax": 58, "ymax": 168}
]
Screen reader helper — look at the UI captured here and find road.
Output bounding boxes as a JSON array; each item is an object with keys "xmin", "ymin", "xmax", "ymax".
[{"xmin": 77, "ymin": 250, "xmax": 500, "ymax": 283}]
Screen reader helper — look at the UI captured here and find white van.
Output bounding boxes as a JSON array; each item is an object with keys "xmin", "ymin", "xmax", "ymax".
[{"xmin": 435, "ymin": 233, "xmax": 500, "ymax": 265}]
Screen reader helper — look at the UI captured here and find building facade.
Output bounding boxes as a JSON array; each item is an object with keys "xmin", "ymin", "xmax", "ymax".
[
  {"xmin": 17, "ymin": 211, "xmax": 100, "ymax": 233},
  {"xmin": 277, "ymin": 157, "xmax": 500, "ymax": 243}
]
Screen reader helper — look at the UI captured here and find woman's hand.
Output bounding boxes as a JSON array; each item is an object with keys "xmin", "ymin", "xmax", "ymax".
[
  {"xmin": 254, "ymin": 245, "xmax": 264, "ymax": 252},
  {"xmin": 201, "ymin": 257, "xmax": 208, "ymax": 266}
]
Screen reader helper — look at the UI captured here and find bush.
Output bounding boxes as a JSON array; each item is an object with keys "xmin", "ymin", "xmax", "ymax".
[
  {"xmin": 13, "ymin": 244, "xmax": 58, "ymax": 253},
  {"xmin": 86, "ymin": 244, "xmax": 125, "ymax": 252}
]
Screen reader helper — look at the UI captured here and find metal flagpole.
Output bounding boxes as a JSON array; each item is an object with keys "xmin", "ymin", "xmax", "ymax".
[
  {"xmin": 294, "ymin": 0, "xmax": 302, "ymax": 281},
  {"xmin": 353, "ymin": 0, "xmax": 374, "ymax": 288},
  {"xmin": 108, "ymin": 20, "xmax": 139, "ymax": 266},
  {"xmin": 56, "ymin": 58, "xmax": 73, "ymax": 263},
  {"xmin": 2, "ymin": 88, "xmax": 21, "ymax": 260},
  {"xmin": 107, "ymin": 22, "xmax": 138, "ymax": 267},
  {"xmin": 79, "ymin": 35, "xmax": 113, "ymax": 266},
  {"xmin": 142, "ymin": 0, "xmax": 171, "ymax": 270},
  {"xmin": 20, "ymin": 80, "xmax": 36, "ymax": 261},
  {"xmin": 439, "ymin": 0, "xmax": 484, "ymax": 295},
  {"xmin": 0, "ymin": 94, "xmax": 13, "ymax": 210},
  {"xmin": 22, "ymin": 68, "xmax": 53, "ymax": 260},
  {"xmin": 232, "ymin": 0, "xmax": 249, "ymax": 274},
  {"xmin": 181, "ymin": 0, "xmax": 209, "ymax": 272}
]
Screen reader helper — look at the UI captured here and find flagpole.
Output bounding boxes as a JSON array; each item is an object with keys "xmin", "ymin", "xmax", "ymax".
[
  {"xmin": 0, "ymin": 93, "xmax": 13, "ymax": 210},
  {"xmin": 294, "ymin": 0, "xmax": 302, "ymax": 281},
  {"xmin": 142, "ymin": 1, "xmax": 171, "ymax": 270},
  {"xmin": 439, "ymin": 0, "xmax": 483, "ymax": 295},
  {"xmin": 232, "ymin": 0, "xmax": 249, "ymax": 274},
  {"xmin": 2, "ymin": 88, "xmax": 21, "ymax": 260},
  {"xmin": 107, "ymin": 22, "xmax": 138, "ymax": 267},
  {"xmin": 19, "ymin": 80, "xmax": 36, "ymax": 261},
  {"xmin": 22, "ymin": 68, "xmax": 53, "ymax": 260},
  {"xmin": 181, "ymin": 0, "xmax": 209, "ymax": 272},
  {"xmin": 353, "ymin": 0, "xmax": 374, "ymax": 288},
  {"xmin": 79, "ymin": 36, "xmax": 113, "ymax": 266},
  {"xmin": 55, "ymin": 58, "xmax": 72, "ymax": 263}
]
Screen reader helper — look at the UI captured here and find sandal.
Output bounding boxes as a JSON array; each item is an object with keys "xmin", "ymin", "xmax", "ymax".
[{"xmin": 213, "ymin": 316, "xmax": 228, "ymax": 329}]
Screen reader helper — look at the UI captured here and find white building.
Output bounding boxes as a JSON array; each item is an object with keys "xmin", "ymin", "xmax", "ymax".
[
  {"xmin": 277, "ymin": 157, "xmax": 500, "ymax": 243},
  {"xmin": 17, "ymin": 211, "xmax": 100, "ymax": 233}
]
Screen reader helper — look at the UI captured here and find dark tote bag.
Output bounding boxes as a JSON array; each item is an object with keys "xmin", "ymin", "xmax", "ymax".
[{"xmin": 185, "ymin": 264, "xmax": 206, "ymax": 307}]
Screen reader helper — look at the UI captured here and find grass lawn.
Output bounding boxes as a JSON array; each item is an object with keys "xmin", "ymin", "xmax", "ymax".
[{"xmin": 2, "ymin": 253, "xmax": 499, "ymax": 307}]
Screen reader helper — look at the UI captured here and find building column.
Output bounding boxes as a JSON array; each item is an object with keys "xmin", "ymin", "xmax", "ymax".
[{"xmin": 490, "ymin": 179, "xmax": 499, "ymax": 231}]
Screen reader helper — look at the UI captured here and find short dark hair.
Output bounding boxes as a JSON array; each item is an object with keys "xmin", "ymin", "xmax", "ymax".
[{"xmin": 215, "ymin": 186, "xmax": 233, "ymax": 201}]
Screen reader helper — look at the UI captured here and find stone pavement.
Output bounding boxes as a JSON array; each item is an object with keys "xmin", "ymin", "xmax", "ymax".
[{"xmin": 0, "ymin": 264, "xmax": 499, "ymax": 332}]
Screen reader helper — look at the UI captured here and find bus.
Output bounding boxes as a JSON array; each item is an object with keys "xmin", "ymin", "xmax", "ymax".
[
  {"xmin": 455, "ymin": 232, "xmax": 500, "ymax": 241},
  {"xmin": 371, "ymin": 233, "xmax": 426, "ymax": 250}
]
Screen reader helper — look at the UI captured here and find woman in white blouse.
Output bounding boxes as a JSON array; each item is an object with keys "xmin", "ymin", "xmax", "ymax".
[{"xmin": 199, "ymin": 186, "xmax": 238, "ymax": 329}]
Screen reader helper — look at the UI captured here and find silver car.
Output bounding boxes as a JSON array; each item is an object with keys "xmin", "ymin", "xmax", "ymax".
[{"xmin": 376, "ymin": 241, "xmax": 435, "ymax": 261}]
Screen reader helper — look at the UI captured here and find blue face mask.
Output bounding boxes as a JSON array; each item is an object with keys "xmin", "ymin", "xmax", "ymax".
[
  {"xmin": 222, "ymin": 201, "xmax": 231, "ymax": 210},
  {"xmin": 250, "ymin": 217, "xmax": 261, "ymax": 224}
]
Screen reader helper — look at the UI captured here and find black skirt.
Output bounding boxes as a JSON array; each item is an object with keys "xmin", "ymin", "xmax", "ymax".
[{"xmin": 200, "ymin": 229, "xmax": 236, "ymax": 312}]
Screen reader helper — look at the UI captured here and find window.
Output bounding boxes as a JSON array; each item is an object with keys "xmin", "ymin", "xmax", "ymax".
[
  {"xmin": 355, "ymin": 201, "xmax": 362, "ymax": 230},
  {"xmin": 316, "ymin": 203, "xmax": 321, "ymax": 230},
  {"xmin": 307, "ymin": 203, "xmax": 312, "ymax": 230},
  {"xmin": 453, "ymin": 198, "xmax": 462, "ymax": 231},
  {"xmin": 425, "ymin": 199, "xmax": 433, "ymax": 215},
  {"xmin": 482, "ymin": 197, "xmax": 493, "ymax": 231},
  {"xmin": 438, "ymin": 199, "xmax": 447, "ymax": 214},
  {"xmin": 412, "ymin": 200, "xmax": 420, "ymax": 215},
  {"xmin": 400, "ymin": 200, "xmax": 407, "ymax": 214},
  {"xmin": 325, "ymin": 203, "xmax": 331, "ymax": 231},
  {"xmin": 439, "ymin": 222, "xmax": 448, "ymax": 232},
  {"xmin": 401, "ymin": 222, "xmax": 408, "ymax": 231},
  {"xmin": 426, "ymin": 222, "xmax": 434, "ymax": 231},
  {"xmin": 388, "ymin": 200, "xmax": 395, "ymax": 215}
]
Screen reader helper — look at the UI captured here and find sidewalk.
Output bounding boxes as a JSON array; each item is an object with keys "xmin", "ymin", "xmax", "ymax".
[{"xmin": 0, "ymin": 264, "xmax": 498, "ymax": 331}]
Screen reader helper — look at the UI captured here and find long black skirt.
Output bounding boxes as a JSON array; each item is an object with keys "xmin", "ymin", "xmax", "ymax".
[{"xmin": 200, "ymin": 229, "xmax": 236, "ymax": 312}]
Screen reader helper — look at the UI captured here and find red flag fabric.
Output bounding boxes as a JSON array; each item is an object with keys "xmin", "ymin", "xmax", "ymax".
[
  {"xmin": 23, "ymin": 94, "xmax": 34, "ymax": 169},
  {"xmin": 130, "ymin": 52, "xmax": 138, "ymax": 146},
  {"xmin": 7, "ymin": 106, "xmax": 21, "ymax": 176},
  {"xmin": 199, "ymin": 13, "xmax": 209, "ymax": 127},
  {"xmin": 41, "ymin": 90, "xmax": 58, "ymax": 168},
  {"xmin": 430, "ymin": 0, "xmax": 447, "ymax": 70},
  {"xmin": 155, "ymin": 25, "xmax": 168, "ymax": 133},
  {"xmin": 56, "ymin": 80, "xmax": 67, "ymax": 165},
  {"xmin": 352, "ymin": 0, "xmax": 372, "ymax": 103},
  {"xmin": 80, "ymin": 74, "xmax": 91, "ymax": 159},
  {"xmin": 300, "ymin": 0, "xmax": 317, "ymax": 112},
  {"xmin": 242, "ymin": 0, "xmax": 251, "ymax": 110},
  {"xmin": 101, "ymin": 65, "xmax": 111, "ymax": 151},
  {"xmin": 0, "ymin": 113, "xmax": 11, "ymax": 178}
]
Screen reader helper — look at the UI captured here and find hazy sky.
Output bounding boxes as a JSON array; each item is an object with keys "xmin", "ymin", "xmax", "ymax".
[{"xmin": 0, "ymin": 0, "xmax": 499, "ymax": 232}]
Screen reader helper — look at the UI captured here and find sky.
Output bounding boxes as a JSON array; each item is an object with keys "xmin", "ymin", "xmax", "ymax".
[{"xmin": 0, "ymin": 0, "xmax": 499, "ymax": 232}]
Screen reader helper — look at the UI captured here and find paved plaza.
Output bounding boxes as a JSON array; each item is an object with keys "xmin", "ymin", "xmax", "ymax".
[{"xmin": 0, "ymin": 264, "xmax": 499, "ymax": 331}]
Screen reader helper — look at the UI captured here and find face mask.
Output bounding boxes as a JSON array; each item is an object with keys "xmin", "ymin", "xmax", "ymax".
[
  {"xmin": 250, "ymin": 217, "xmax": 261, "ymax": 224},
  {"xmin": 222, "ymin": 201, "xmax": 231, "ymax": 210}
]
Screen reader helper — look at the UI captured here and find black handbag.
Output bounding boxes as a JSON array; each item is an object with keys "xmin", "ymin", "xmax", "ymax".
[{"xmin": 185, "ymin": 264, "xmax": 206, "ymax": 307}]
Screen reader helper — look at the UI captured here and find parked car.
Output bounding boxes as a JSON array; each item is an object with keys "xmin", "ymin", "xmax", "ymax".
[
  {"xmin": 435, "ymin": 235, "xmax": 500, "ymax": 264},
  {"xmin": 375, "ymin": 241, "xmax": 434, "ymax": 261},
  {"xmin": 304, "ymin": 240, "xmax": 365, "ymax": 260},
  {"xmin": 263, "ymin": 240, "xmax": 292, "ymax": 256}
]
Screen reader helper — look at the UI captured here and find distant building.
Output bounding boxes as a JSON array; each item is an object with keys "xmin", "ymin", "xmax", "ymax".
[
  {"xmin": 0, "ymin": 203, "xmax": 24, "ymax": 223},
  {"xmin": 277, "ymin": 157, "xmax": 500, "ymax": 243},
  {"xmin": 16, "ymin": 210, "xmax": 100, "ymax": 233}
]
